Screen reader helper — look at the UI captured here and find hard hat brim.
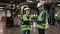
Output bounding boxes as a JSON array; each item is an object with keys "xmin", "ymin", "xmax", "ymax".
[{"xmin": 24, "ymin": 8, "xmax": 30, "ymax": 10}]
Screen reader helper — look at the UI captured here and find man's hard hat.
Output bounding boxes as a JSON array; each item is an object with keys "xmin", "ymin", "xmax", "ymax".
[
  {"xmin": 24, "ymin": 7, "xmax": 30, "ymax": 10},
  {"xmin": 37, "ymin": 2, "xmax": 44, "ymax": 8}
]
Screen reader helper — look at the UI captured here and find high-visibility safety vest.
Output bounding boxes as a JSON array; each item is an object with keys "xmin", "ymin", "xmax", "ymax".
[
  {"xmin": 55, "ymin": 14, "xmax": 60, "ymax": 18},
  {"xmin": 37, "ymin": 10, "xmax": 48, "ymax": 29},
  {"xmin": 21, "ymin": 14, "xmax": 33, "ymax": 31}
]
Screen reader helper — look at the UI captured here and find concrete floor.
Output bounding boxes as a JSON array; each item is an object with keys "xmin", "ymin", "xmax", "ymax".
[{"xmin": 4, "ymin": 24, "xmax": 60, "ymax": 34}]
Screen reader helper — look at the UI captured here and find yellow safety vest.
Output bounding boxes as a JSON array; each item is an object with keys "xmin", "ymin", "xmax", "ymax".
[
  {"xmin": 37, "ymin": 10, "xmax": 48, "ymax": 29},
  {"xmin": 55, "ymin": 14, "xmax": 60, "ymax": 18},
  {"xmin": 21, "ymin": 15, "xmax": 33, "ymax": 31}
]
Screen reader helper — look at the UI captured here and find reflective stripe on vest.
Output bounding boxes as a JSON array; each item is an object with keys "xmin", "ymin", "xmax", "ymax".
[
  {"xmin": 21, "ymin": 25, "xmax": 32, "ymax": 30},
  {"xmin": 37, "ymin": 10, "xmax": 48, "ymax": 29}
]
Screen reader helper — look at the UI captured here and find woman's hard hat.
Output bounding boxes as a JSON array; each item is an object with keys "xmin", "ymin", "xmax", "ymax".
[
  {"xmin": 24, "ymin": 7, "xmax": 30, "ymax": 11},
  {"xmin": 21, "ymin": 5, "xmax": 28, "ymax": 12}
]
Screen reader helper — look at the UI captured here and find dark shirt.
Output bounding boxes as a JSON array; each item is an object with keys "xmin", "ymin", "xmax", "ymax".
[{"xmin": 22, "ymin": 16, "xmax": 30, "ymax": 25}]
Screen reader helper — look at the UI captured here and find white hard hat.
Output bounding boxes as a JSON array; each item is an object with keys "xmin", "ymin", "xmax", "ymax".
[
  {"xmin": 24, "ymin": 8, "xmax": 30, "ymax": 10},
  {"xmin": 21, "ymin": 5, "xmax": 28, "ymax": 12},
  {"xmin": 37, "ymin": 2, "xmax": 44, "ymax": 8}
]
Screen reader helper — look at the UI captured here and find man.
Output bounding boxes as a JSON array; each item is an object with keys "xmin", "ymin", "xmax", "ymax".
[
  {"xmin": 21, "ymin": 5, "xmax": 33, "ymax": 34},
  {"xmin": 55, "ymin": 7, "xmax": 60, "ymax": 28},
  {"xmin": 37, "ymin": 2, "xmax": 49, "ymax": 34}
]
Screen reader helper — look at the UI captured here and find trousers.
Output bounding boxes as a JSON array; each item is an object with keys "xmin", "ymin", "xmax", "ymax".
[
  {"xmin": 38, "ymin": 28, "xmax": 45, "ymax": 34},
  {"xmin": 22, "ymin": 30, "xmax": 30, "ymax": 34}
]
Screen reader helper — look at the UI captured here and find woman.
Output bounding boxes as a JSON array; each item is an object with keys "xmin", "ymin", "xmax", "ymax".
[{"xmin": 21, "ymin": 6, "xmax": 33, "ymax": 34}]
